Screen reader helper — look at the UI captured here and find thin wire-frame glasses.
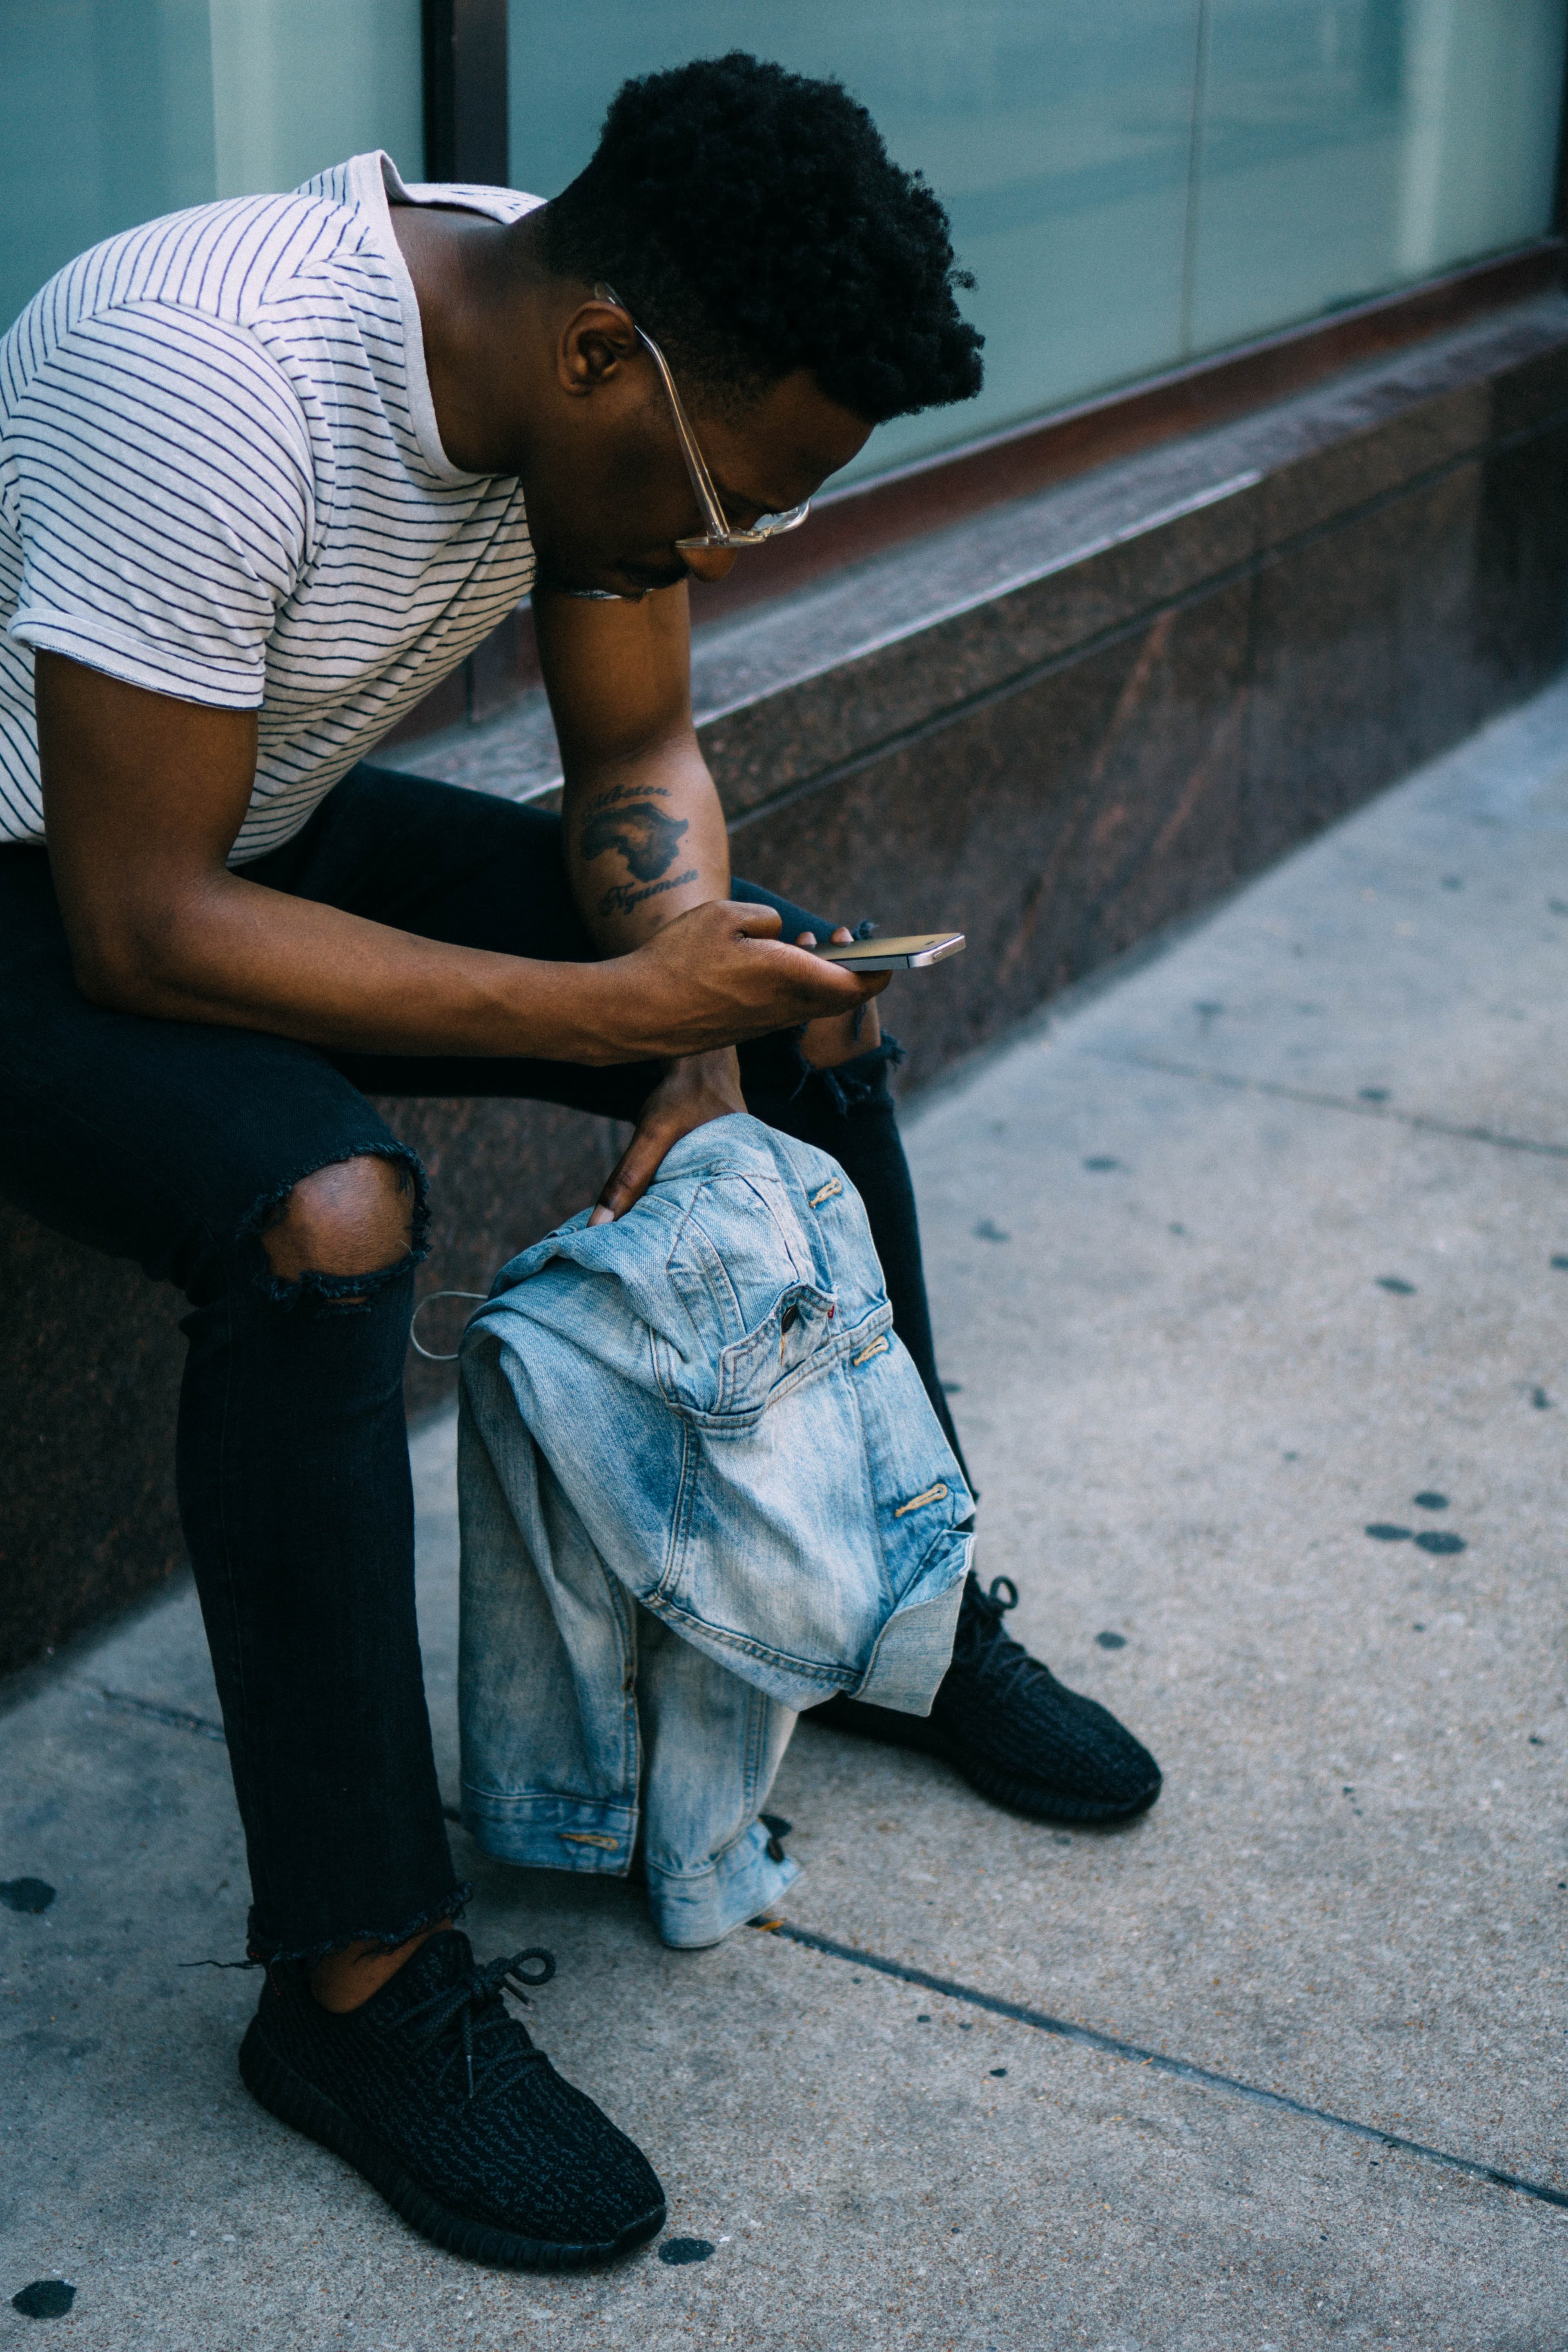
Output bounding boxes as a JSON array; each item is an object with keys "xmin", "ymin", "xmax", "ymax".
[{"xmin": 595, "ymin": 284, "xmax": 811, "ymax": 553}]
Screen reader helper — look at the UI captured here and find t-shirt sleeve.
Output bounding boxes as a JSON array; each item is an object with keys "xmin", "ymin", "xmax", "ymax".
[{"xmin": 4, "ymin": 300, "xmax": 314, "ymax": 707}]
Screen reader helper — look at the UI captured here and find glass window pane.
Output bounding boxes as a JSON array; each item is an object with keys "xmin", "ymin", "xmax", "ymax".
[
  {"xmin": 0, "ymin": 0, "xmax": 423, "ymax": 334},
  {"xmin": 0, "ymin": 0, "xmax": 217, "ymax": 333},
  {"xmin": 1187, "ymin": 0, "xmax": 1567, "ymax": 356},
  {"xmin": 508, "ymin": 1, "xmax": 1205, "ymax": 483},
  {"xmin": 208, "ymin": 0, "xmax": 422, "ymax": 201}
]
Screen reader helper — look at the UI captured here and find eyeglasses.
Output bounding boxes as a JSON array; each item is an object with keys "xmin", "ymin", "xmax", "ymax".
[{"xmin": 595, "ymin": 284, "xmax": 811, "ymax": 553}]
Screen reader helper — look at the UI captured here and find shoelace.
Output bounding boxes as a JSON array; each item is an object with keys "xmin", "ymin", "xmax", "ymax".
[
  {"xmin": 397, "ymin": 1948, "xmax": 557, "ymax": 2103},
  {"xmin": 946, "ymin": 1574, "xmax": 1047, "ymax": 1708}
]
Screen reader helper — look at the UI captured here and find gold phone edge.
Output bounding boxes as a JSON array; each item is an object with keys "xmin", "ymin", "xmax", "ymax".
[{"xmin": 817, "ymin": 933, "xmax": 966, "ymax": 969}]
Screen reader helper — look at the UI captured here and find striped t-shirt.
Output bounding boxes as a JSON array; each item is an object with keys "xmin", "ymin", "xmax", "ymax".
[{"xmin": 0, "ymin": 151, "xmax": 540, "ymax": 861}]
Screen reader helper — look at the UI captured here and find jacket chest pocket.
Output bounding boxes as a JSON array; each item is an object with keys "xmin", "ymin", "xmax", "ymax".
[
  {"xmin": 719, "ymin": 1283, "xmax": 846, "ymax": 1417},
  {"xmin": 659, "ymin": 1177, "xmax": 830, "ymax": 1418},
  {"xmin": 659, "ymin": 1282, "xmax": 843, "ymax": 1423}
]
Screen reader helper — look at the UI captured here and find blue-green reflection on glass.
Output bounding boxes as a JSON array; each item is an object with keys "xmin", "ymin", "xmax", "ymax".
[
  {"xmin": 508, "ymin": 2, "xmax": 1206, "ymax": 485},
  {"xmin": 0, "ymin": 5, "xmax": 1561, "ymax": 467},
  {"xmin": 508, "ymin": 0, "xmax": 1565, "ymax": 485},
  {"xmin": 1186, "ymin": 0, "xmax": 1568, "ymax": 355},
  {"xmin": 0, "ymin": 0, "xmax": 423, "ymax": 335},
  {"xmin": 1, "ymin": 0, "xmax": 217, "ymax": 336}
]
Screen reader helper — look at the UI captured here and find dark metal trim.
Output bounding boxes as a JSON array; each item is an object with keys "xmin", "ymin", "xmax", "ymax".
[{"xmin": 421, "ymin": 0, "xmax": 508, "ymax": 185}]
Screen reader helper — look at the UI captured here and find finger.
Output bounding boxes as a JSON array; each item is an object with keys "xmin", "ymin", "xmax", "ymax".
[
  {"xmin": 798, "ymin": 968, "xmax": 889, "ymax": 1013},
  {"xmin": 829, "ymin": 926, "xmax": 853, "ymax": 944},
  {"xmin": 589, "ymin": 1118, "xmax": 676, "ymax": 1224},
  {"xmin": 738, "ymin": 932, "xmax": 881, "ymax": 1001},
  {"xmin": 595, "ymin": 1091, "xmax": 705, "ymax": 1223},
  {"xmin": 809, "ymin": 960, "xmax": 889, "ymax": 1001}
]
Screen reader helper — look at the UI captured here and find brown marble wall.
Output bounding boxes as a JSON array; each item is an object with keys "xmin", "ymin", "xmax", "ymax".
[
  {"xmin": 729, "ymin": 582, "xmax": 1257, "ymax": 1076},
  {"xmin": 727, "ymin": 459, "xmax": 1567, "ymax": 1084},
  {"xmin": 0, "ymin": 1205, "xmax": 187, "ymax": 1669},
  {"xmin": 4, "ymin": 296, "xmax": 1566, "ymax": 1674}
]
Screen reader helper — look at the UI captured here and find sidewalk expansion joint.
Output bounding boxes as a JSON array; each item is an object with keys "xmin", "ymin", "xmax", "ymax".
[
  {"xmin": 87, "ymin": 1684, "xmax": 227, "ymax": 1742},
  {"xmin": 756, "ymin": 1920, "xmax": 1568, "ymax": 2214},
  {"xmin": 1081, "ymin": 1047, "xmax": 1568, "ymax": 1160}
]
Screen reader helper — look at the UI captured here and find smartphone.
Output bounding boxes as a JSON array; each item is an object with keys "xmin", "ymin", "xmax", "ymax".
[{"xmin": 813, "ymin": 932, "xmax": 965, "ymax": 971}]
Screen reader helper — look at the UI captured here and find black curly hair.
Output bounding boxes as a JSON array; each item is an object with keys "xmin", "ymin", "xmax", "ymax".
[{"xmin": 541, "ymin": 52, "xmax": 983, "ymax": 424}]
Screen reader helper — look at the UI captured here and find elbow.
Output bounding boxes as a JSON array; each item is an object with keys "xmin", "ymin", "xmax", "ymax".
[
  {"xmin": 65, "ymin": 908, "xmax": 184, "ymax": 1017},
  {"xmin": 70, "ymin": 935, "xmax": 156, "ymax": 1014}
]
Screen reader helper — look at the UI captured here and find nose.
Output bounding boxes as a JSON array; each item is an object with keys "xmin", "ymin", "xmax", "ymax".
[{"xmin": 679, "ymin": 543, "xmax": 739, "ymax": 585}]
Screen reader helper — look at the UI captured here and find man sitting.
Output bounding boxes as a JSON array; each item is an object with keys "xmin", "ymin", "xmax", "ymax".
[{"xmin": 0, "ymin": 53, "xmax": 1158, "ymax": 2267}]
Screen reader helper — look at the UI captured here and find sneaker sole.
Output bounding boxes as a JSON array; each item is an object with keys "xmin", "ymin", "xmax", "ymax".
[
  {"xmin": 239, "ymin": 2022, "xmax": 666, "ymax": 2271},
  {"xmin": 955, "ymin": 1754, "xmax": 1162, "ymax": 1825},
  {"xmin": 809, "ymin": 1699, "xmax": 1160, "ymax": 1824}
]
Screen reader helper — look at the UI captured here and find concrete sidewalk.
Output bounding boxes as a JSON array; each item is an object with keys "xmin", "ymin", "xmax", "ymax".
[{"xmin": 5, "ymin": 678, "xmax": 1568, "ymax": 2350}]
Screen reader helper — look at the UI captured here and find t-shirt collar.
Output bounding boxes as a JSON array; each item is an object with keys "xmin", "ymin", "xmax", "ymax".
[{"xmin": 353, "ymin": 149, "xmax": 495, "ymax": 486}]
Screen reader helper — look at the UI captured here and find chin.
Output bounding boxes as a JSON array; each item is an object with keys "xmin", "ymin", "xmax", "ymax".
[
  {"xmin": 536, "ymin": 553, "xmax": 684, "ymax": 600},
  {"xmin": 614, "ymin": 560, "xmax": 688, "ymax": 595}
]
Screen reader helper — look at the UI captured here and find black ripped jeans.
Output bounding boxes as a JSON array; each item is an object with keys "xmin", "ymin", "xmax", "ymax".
[{"xmin": 0, "ymin": 764, "xmax": 964, "ymax": 1964}]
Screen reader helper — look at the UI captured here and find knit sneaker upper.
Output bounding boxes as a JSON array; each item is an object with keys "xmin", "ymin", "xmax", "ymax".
[
  {"xmin": 931, "ymin": 1574, "xmax": 1161, "ymax": 1814},
  {"xmin": 246, "ymin": 1930, "xmax": 664, "ymax": 2250}
]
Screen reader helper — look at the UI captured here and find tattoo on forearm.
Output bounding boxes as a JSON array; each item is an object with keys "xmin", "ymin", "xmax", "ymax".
[
  {"xmin": 578, "ymin": 798, "xmax": 689, "ymax": 881},
  {"xmin": 599, "ymin": 870, "xmax": 699, "ymax": 919}
]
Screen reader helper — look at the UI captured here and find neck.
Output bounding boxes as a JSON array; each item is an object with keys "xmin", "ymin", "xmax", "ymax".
[{"xmin": 390, "ymin": 204, "xmax": 553, "ymax": 476}]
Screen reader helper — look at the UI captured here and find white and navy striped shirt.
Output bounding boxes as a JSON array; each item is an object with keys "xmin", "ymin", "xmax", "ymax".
[{"xmin": 0, "ymin": 152, "xmax": 539, "ymax": 861}]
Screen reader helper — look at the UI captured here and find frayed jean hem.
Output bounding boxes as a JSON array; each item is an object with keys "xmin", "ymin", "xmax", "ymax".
[{"xmin": 244, "ymin": 1881, "xmax": 470, "ymax": 1971}]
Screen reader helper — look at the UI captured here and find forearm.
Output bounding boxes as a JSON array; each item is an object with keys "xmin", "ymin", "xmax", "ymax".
[
  {"xmin": 560, "ymin": 727, "xmax": 880, "ymax": 1101},
  {"xmin": 76, "ymin": 868, "xmax": 639, "ymax": 1061},
  {"xmin": 563, "ymin": 728, "xmax": 731, "ymax": 958},
  {"xmin": 71, "ymin": 853, "xmax": 878, "ymax": 1068},
  {"xmin": 38, "ymin": 646, "xmax": 879, "ymax": 1069}
]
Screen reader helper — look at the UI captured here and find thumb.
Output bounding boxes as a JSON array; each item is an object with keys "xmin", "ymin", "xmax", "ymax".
[{"xmin": 588, "ymin": 1118, "xmax": 673, "ymax": 1225}]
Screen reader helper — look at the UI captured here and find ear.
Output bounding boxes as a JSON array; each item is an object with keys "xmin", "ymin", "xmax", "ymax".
[{"xmin": 557, "ymin": 296, "xmax": 641, "ymax": 401}]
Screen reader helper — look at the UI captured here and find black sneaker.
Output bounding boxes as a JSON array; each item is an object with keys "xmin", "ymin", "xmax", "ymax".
[
  {"xmin": 810, "ymin": 1573, "xmax": 1162, "ymax": 1824},
  {"xmin": 239, "ymin": 1930, "xmax": 665, "ymax": 2269}
]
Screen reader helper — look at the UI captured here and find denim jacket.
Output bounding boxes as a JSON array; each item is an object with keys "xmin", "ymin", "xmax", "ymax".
[{"xmin": 457, "ymin": 1113, "xmax": 973, "ymax": 1948}]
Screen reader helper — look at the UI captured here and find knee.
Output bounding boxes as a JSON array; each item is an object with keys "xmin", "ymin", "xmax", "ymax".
[{"xmin": 259, "ymin": 1154, "xmax": 415, "ymax": 1284}]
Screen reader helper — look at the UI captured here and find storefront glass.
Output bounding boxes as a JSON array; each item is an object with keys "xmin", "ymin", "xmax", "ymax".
[
  {"xmin": 0, "ymin": 0, "xmax": 422, "ymax": 333},
  {"xmin": 508, "ymin": 0, "xmax": 1567, "ymax": 481},
  {"xmin": 0, "ymin": 2, "xmax": 1561, "ymax": 486}
]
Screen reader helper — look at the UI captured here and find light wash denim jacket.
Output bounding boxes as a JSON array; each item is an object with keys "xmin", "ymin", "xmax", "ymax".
[{"xmin": 458, "ymin": 1114, "xmax": 973, "ymax": 1949}]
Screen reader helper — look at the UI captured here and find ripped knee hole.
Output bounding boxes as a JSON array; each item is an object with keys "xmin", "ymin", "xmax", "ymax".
[{"xmin": 259, "ymin": 1153, "xmax": 417, "ymax": 1287}]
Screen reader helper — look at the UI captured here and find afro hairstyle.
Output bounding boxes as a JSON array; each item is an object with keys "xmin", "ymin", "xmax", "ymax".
[{"xmin": 540, "ymin": 51, "xmax": 984, "ymax": 423}]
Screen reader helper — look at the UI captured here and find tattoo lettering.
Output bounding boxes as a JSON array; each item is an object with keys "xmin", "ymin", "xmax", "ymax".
[
  {"xmin": 599, "ymin": 869, "xmax": 699, "ymax": 919},
  {"xmin": 578, "ymin": 798, "xmax": 689, "ymax": 882},
  {"xmin": 583, "ymin": 777, "xmax": 671, "ymax": 807}
]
